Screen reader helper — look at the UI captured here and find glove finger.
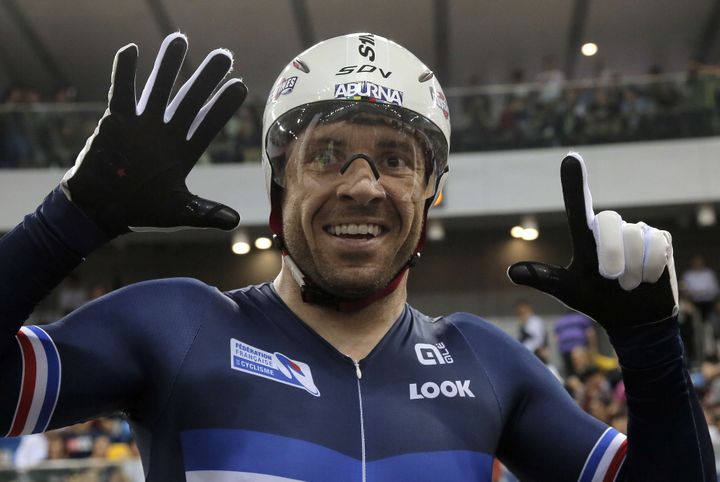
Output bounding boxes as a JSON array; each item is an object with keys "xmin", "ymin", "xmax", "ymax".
[
  {"xmin": 137, "ymin": 33, "xmax": 188, "ymax": 117},
  {"xmin": 109, "ymin": 43, "xmax": 138, "ymax": 116},
  {"xmin": 618, "ymin": 222, "xmax": 644, "ymax": 291},
  {"xmin": 165, "ymin": 49, "xmax": 233, "ymax": 129},
  {"xmin": 508, "ymin": 261, "xmax": 579, "ymax": 304},
  {"xmin": 128, "ymin": 193, "xmax": 240, "ymax": 232},
  {"xmin": 187, "ymin": 78, "xmax": 247, "ymax": 157},
  {"xmin": 593, "ymin": 210, "xmax": 624, "ymax": 279},
  {"xmin": 560, "ymin": 153, "xmax": 597, "ymax": 261},
  {"xmin": 177, "ymin": 195, "xmax": 241, "ymax": 230},
  {"xmin": 642, "ymin": 227, "xmax": 670, "ymax": 283}
]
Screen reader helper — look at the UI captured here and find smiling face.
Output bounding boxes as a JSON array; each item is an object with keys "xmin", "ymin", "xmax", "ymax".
[{"xmin": 280, "ymin": 120, "xmax": 431, "ymax": 298}]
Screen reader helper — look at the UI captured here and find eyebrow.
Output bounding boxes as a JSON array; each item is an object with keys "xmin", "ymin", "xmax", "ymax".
[
  {"xmin": 376, "ymin": 139, "xmax": 416, "ymax": 151},
  {"xmin": 311, "ymin": 137, "xmax": 346, "ymax": 148}
]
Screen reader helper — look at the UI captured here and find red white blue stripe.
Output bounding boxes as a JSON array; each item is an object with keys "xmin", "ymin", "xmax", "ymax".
[
  {"xmin": 6, "ymin": 326, "xmax": 61, "ymax": 437},
  {"xmin": 578, "ymin": 427, "xmax": 627, "ymax": 482}
]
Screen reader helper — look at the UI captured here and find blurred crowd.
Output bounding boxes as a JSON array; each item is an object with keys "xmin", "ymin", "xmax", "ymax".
[
  {"xmin": 0, "ymin": 418, "xmax": 142, "ymax": 481},
  {"xmin": 453, "ymin": 58, "xmax": 720, "ymax": 151},
  {"xmin": 3, "ymin": 60, "xmax": 720, "ymax": 168},
  {"xmin": 0, "ymin": 85, "xmax": 262, "ymax": 169}
]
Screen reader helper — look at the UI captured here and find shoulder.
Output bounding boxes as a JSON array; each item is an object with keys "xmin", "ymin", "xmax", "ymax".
[
  {"xmin": 71, "ymin": 277, "xmax": 227, "ymax": 331},
  {"xmin": 441, "ymin": 312, "xmax": 554, "ymax": 382},
  {"xmin": 443, "ymin": 312, "xmax": 521, "ymax": 350}
]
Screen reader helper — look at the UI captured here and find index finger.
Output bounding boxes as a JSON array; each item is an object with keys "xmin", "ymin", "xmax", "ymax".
[{"xmin": 560, "ymin": 152, "xmax": 596, "ymax": 251}]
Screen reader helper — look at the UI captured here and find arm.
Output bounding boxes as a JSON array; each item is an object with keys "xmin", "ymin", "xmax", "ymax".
[
  {"xmin": 0, "ymin": 277, "xmax": 209, "ymax": 436},
  {"xmin": 452, "ymin": 314, "xmax": 625, "ymax": 482},
  {"xmin": 1, "ymin": 34, "xmax": 245, "ymax": 433},
  {"xmin": 509, "ymin": 153, "xmax": 714, "ymax": 480}
]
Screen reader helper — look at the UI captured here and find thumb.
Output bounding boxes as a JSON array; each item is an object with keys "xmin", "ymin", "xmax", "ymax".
[
  {"xmin": 508, "ymin": 261, "xmax": 575, "ymax": 302},
  {"xmin": 180, "ymin": 195, "xmax": 241, "ymax": 230}
]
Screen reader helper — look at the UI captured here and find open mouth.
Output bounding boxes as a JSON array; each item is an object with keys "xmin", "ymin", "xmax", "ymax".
[{"xmin": 323, "ymin": 223, "xmax": 385, "ymax": 240}]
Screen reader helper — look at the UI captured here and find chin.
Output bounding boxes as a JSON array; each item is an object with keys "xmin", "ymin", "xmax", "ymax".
[{"xmin": 316, "ymin": 267, "xmax": 392, "ymax": 299}]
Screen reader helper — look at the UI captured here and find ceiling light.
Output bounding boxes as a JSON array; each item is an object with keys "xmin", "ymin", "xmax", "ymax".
[
  {"xmin": 232, "ymin": 230, "xmax": 251, "ymax": 255},
  {"xmin": 511, "ymin": 216, "xmax": 540, "ymax": 241},
  {"xmin": 255, "ymin": 237, "xmax": 273, "ymax": 250},
  {"xmin": 427, "ymin": 219, "xmax": 445, "ymax": 241},
  {"xmin": 697, "ymin": 204, "xmax": 716, "ymax": 227},
  {"xmin": 521, "ymin": 228, "xmax": 539, "ymax": 241},
  {"xmin": 581, "ymin": 42, "xmax": 598, "ymax": 57}
]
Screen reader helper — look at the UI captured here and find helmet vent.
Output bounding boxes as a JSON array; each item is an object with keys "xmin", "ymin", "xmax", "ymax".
[
  {"xmin": 418, "ymin": 70, "xmax": 434, "ymax": 82},
  {"xmin": 292, "ymin": 58, "xmax": 310, "ymax": 73}
]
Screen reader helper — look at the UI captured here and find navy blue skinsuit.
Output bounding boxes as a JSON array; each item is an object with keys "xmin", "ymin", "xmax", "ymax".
[{"xmin": 0, "ymin": 188, "xmax": 714, "ymax": 481}]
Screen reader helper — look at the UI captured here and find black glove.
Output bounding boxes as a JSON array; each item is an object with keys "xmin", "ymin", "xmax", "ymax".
[
  {"xmin": 61, "ymin": 33, "xmax": 247, "ymax": 237},
  {"xmin": 507, "ymin": 153, "xmax": 678, "ymax": 331}
]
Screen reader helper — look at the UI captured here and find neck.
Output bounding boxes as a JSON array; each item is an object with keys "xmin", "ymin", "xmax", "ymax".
[{"xmin": 273, "ymin": 263, "xmax": 408, "ymax": 361}]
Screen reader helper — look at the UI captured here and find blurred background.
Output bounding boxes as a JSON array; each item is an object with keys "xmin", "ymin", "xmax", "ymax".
[{"xmin": 2, "ymin": 0, "xmax": 720, "ymax": 480}]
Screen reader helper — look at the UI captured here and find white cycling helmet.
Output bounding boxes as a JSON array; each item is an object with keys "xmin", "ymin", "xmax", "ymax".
[
  {"xmin": 261, "ymin": 32, "xmax": 451, "ymax": 310},
  {"xmin": 262, "ymin": 32, "xmax": 450, "ymax": 235}
]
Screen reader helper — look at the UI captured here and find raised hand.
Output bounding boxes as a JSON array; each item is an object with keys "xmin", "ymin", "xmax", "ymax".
[
  {"xmin": 61, "ymin": 33, "xmax": 247, "ymax": 237},
  {"xmin": 507, "ymin": 153, "xmax": 678, "ymax": 330}
]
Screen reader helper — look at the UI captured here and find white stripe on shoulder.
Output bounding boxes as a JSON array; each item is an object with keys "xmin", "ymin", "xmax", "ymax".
[
  {"xmin": 591, "ymin": 431, "xmax": 627, "ymax": 482},
  {"xmin": 21, "ymin": 328, "xmax": 48, "ymax": 435},
  {"xmin": 186, "ymin": 471, "xmax": 303, "ymax": 482}
]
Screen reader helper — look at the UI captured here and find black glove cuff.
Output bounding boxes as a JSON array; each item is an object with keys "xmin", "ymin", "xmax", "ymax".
[
  {"xmin": 38, "ymin": 186, "xmax": 111, "ymax": 258},
  {"xmin": 608, "ymin": 316, "xmax": 682, "ymax": 370}
]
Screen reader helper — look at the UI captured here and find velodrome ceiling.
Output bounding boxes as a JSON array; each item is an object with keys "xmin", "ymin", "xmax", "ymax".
[{"xmin": 0, "ymin": 0, "xmax": 718, "ymax": 102}]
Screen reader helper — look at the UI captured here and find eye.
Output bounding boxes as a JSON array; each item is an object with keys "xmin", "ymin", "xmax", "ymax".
[
  {"xmin": 380, "ymin": 154, "xmax": 414, "ymax": 172},
  {"xmin": 307, "ymin": 141, "xmax": 342, "ymax": 169}
]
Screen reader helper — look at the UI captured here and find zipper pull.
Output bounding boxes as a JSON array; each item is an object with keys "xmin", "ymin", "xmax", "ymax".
[{"xmin": 353, "ymin": 360, "xmax": 362, "ymax": 380}]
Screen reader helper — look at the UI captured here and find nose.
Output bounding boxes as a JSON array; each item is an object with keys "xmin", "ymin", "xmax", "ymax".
[{"xmin": 336, "ymin": 156, "xmax": 387, "ymax": 205}]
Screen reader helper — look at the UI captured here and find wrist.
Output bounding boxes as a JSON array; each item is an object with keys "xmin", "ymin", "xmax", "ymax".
[
  {"xmin": 37, "ymin": 186, "xmax": 111, "ymax": 258},
  {"xmin": 608, "ymin": 317, "xmax": 683, "ymax": 370}
]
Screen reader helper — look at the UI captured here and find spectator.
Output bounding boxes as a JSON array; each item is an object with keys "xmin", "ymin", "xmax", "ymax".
[
  {"xmin": 13, "ymin": 433, "xmax": 48, "ymax": 469},
  {"xmin": 514, "ymin": 300, "xmax": 546, "ymax": 355},
  {"xmin": 681, "ymin": 254, "xmax": 720, "ymax": 326},
  {"xmin": 62, "ymin": 421, "xmax": 103, "ymax": 459},
  {"xmin": 554, "ymin": 310, "xmax": 597, "ymax": 376},
  {"xmin": 535, "ymin": 55, "xmax": 566, "ymax": 105}
]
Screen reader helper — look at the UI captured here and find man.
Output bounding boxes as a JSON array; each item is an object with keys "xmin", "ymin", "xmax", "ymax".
[
  {"xmin": 554, "ymin": 310, "xmax": 597, "ymax": 376},
  {"xmin": 514, "ymin": 300, "xmax": 546, "ymax": 355},
  {"xmin": 0, "ymin": 33, "xmax": 713, "ymax": 481}
]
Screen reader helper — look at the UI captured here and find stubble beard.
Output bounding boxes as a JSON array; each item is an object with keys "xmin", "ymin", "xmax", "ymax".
[{"xmin": 282, "ymin": 218, "xmax": 422, "ymax": 299}]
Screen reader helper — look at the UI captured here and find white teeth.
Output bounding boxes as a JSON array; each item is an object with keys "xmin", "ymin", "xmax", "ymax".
[{"xmin": 328, "ymin": 224, "xmax": 382, "ymax": 237}]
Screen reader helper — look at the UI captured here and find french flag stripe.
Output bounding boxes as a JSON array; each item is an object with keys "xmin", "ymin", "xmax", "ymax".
[
  {"xmin": 8, "ymin": 329, "xmax": 37, "ymax": 436},
  {"xmin": 6, "ymin": 326, "xmax": 61, "ymax": 436},
  {"xmin": 578, "ymin": 428, "xmax": 627, "ymax": 482},
  {"xmin": 602, "ymin": 439, "xmax": 627, "ymax": 482},
  {"xmin": 28, "ymin": 326, "xmax": 61, "ymax": 433}
]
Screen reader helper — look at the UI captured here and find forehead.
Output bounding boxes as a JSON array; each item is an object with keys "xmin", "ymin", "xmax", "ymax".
[{"xmin": 292, "ymin": 120, "xmax": 423, "ymax": 150}]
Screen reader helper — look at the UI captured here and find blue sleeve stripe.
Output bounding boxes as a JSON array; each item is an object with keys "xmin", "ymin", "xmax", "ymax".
[
  {"xmin": 182, "ymin": 429, "xmax": 493, "ymax": 481},
  {"xmin": 7, "ymin": 326, "xmax": 60, "ymax": 435},
  {"xmin": 27, "ymin": 326, "xmax": 61, "ymax": 433},
  {"xmin": 578, "ymin": 427, "xmax": 627, "ymax": 482}
]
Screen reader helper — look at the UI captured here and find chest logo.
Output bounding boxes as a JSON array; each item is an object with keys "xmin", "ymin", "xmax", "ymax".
[
  {"xmin": 230, "ymin": 339, "xmax": 320, "ymax": 397},
  {"xmin": 415, "ymin": 342, "xmax": 453, "ymax": 365},
  {"xmin": 409, "ymin": 380, "xmax": 475, "ymax": 400}
]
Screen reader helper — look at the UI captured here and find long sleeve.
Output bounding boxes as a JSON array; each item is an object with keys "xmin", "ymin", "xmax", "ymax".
[
  {"xmin": 610, "ymin": 318, "xmax": 715, "ymax": 481},
  {"xmin": 0, "ymin": 186, "xmax": 108, "ymax": 355}
]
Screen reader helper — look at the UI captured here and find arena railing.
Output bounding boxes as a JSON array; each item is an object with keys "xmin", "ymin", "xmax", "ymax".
[
  {"xmin": 0, "ymin": 71, "xmax": 717, "ymax": 168},
  {"xmin": 0, "ymin": 457, "xmax": 142, "ymax": 481}
]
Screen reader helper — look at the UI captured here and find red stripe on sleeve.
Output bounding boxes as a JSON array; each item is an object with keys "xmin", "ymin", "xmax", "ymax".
[
  {"xmin": 8, "ymin": 330, "xmax": 37, "ymax": 436},
  {"xmin": 602, "ymin": 439, "xmax": 628, "ymax": 482}
]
